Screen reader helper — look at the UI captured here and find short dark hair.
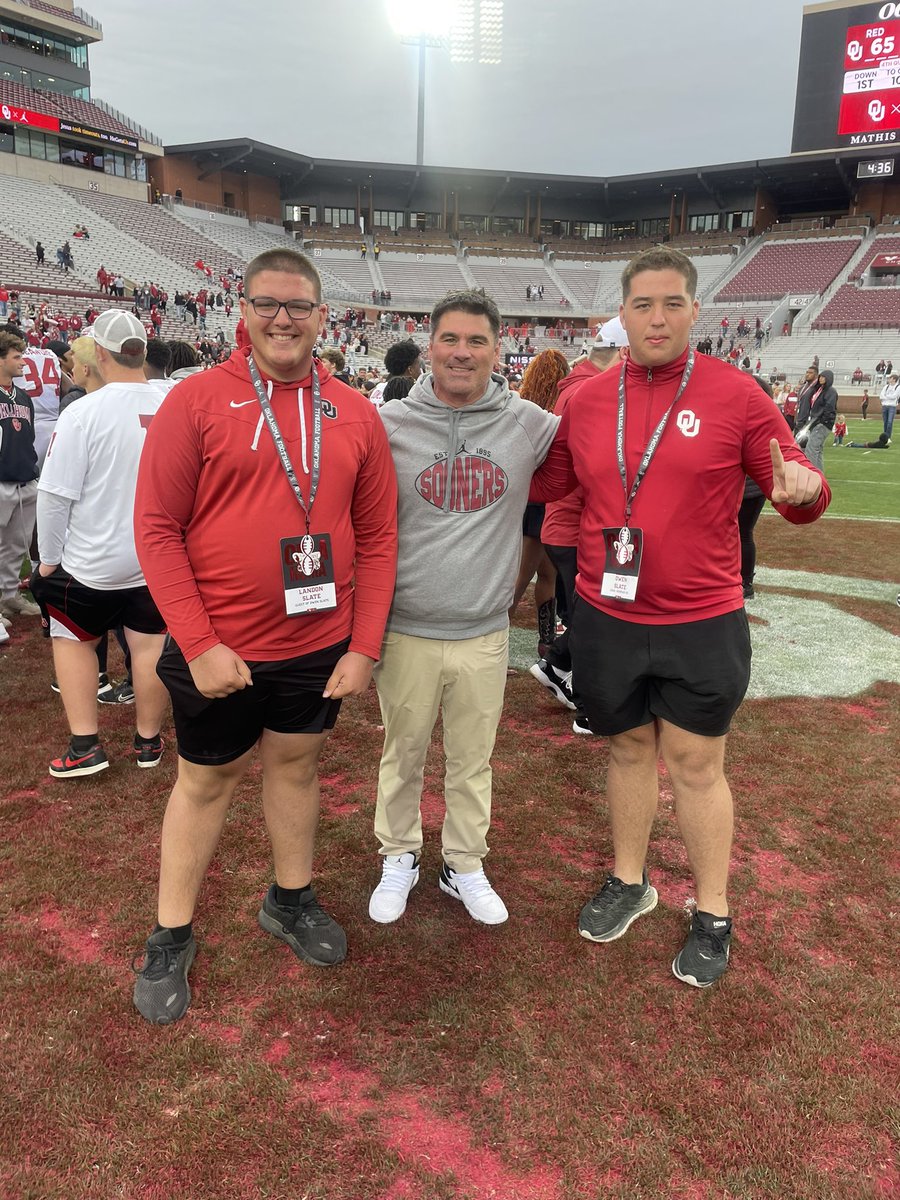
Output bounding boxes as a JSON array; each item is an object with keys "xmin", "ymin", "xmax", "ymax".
[
  {"xmin": 430, "ymin": 289, "xmax": 501, "ymax": 339},
  {"xmin": 244, "ymin": 248, "xmax": 322, "ymax": 302},
  {"xmin": 168, "ymin": 340, "xmax": 200, "ymax": 371},
  {"xmin": 144, "ymin": 339, "xmax": 172, "ymax": 374},
  {"xmin": 47, "ymin": 340, "xmax": 71, "ymax": 359},
  {"xmin": 320, "ymin": 346, "xmax": 345, "ymax": 372},
  {"xmin": 0, "ymin": 330, "xmax": 25, "ymax": 357},
  {"xmin": 384, "ymin": 339, "xmax": 421, "ymax": 376},
  {"xmin": 621, "ymin": 246, "xmax": 698, "ymax": 301},
  {"xmin": 382, "ymin": 375, "xmax": 415, "ymax": 403}
]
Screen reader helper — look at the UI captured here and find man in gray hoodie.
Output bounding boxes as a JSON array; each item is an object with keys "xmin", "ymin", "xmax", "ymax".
[{"xmin": 371, "ymin": 290, "xmax": 559, "ymax": 926}]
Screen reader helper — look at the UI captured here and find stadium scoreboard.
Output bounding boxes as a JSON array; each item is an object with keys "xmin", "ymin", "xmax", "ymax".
[{"xmin": 793, "ymin": 1, "xmax": 900, "ymax": 154}]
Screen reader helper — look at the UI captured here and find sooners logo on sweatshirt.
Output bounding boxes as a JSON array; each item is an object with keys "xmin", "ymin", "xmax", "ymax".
[{"xmin": 415, "ymin": 450, "xmax": 508, "ymax": 512}]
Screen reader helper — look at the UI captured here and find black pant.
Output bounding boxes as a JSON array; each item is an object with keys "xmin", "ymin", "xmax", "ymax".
[
  {"xmin": 738, "ymin": 493, "xmax": 766, "ymax": 587},
  {"xmin": 545, "ymin": 544, "xmax": 578, "ymax": 672}
]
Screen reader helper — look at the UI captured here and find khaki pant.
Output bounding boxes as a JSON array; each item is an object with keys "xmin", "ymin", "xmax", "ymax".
[{"xmin": 374, "ymin": 629, "xmax": 508, "ymax": 873}]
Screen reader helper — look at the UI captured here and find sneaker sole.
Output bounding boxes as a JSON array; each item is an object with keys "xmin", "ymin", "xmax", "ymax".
[
  {"xmin": 438, "ymin": 876, "xmax": 509, "ymax": 925},
  {"xmin": 572, "ymin": 721, "xmax": 594, "ymax": 735},
  {"xmin": 49, "ymin": 759, "xmax": 109, "ymax": 779},
  {"xmin": 672, "ymin": 947, "xmax": 730, "ymax": 989},
  {"xmin": 528, "ymin": 663, "xmax": 577, "ymax": 710},
  {"xmin": 134, "ymin": 939, "xmax": 196, "ymax": 1024},
  {"xmin": 578, "ymin": 887, "xmax": 658, "ymax": 942},
  {"xmin": 257, "ymin": 907, "xmax": 346, "ymax": 967},
  {"xmin": 136, "ymin": 756, "xmax": 163, "ymax": 769},
  {"xmin": 368, "ymin": 872, "xmax": 419, "ymax": 924}
]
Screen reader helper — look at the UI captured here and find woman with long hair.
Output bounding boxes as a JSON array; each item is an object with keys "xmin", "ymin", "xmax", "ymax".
[{"xmin": 509, "ymin": 348, "xmax": 569, "ymax": 656}]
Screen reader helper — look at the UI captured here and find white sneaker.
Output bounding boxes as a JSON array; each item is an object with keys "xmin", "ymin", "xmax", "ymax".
[
  {"xmin": 0, "ymin": 622, "xmax": 9, "ymax": 643},
  {"xmin": 439, "ymin": 863, "xmax": 508, "ymax": 925},
  {"xmin": 368, "ymin": 852, "xmax": 420, "ymax": 923},
  {"xmin": 0, "ymin": 593, "xmax": 40, "ymax": 617},
  {"xmin": 0, "ymin": 613, "xmax": 11, "ymax": 629}
]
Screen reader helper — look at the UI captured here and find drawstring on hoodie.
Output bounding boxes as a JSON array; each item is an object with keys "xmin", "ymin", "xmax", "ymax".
[{"xmin": 249, "ymin": 378, "xmax": 310, "ymax": 476}]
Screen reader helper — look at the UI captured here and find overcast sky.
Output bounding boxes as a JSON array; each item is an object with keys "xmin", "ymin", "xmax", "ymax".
[{"xmin": 83, "ymin": 0, "xmax": 813, "ymax": 176}]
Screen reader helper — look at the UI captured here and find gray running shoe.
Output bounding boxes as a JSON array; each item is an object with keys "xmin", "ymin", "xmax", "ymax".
[
  {"xmin": 133, "ymin": 929, "xmax": 196, "ymax": 1024},
  {"xmin": 578, "ymin": 870, "xmax": 658, "ymax": 942},
  {"xmin": 258, "ymin": 885, "xmax": 347, "ymax": 966},
  {"xmin": 672, "ymin": 912, "xmax": 732, "ymax": 988}
]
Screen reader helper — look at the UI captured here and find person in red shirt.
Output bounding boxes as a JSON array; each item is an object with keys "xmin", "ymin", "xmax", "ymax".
[
  {"xmin": 132, "ymin": 248, "xmax": 398, "ymax": 1024},
  {"xmin": 532, "ymin": 246, "xmax": 829, "ymax": 988}
]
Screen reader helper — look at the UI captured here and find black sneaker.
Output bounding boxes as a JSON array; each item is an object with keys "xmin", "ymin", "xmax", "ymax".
[
  {"xmin": 132, "ymin": 929, "xmax": 196, "ymax": 1024},
  {"xmin": 578, "ymin": 870, "xmax": 658, "ymax": 942},
  {"xmin": 572, "ymin": 713, "xmax": 593, "ymax": 735},
  {"xmin": 257, "ymin": 885, "xmax": 347, "ymax": 966},
  {"xmin": 96, "ymin": 672, "xmax": 114, "ymax": 699},
  {"xmin": 528, "ymin": 659, "xmax": 576, "ymax": 709},
  {"xmin": 742, "ymin": 583, "xmax": 755, "ymax": 600},
  {"xmin": 99, "ymin": 679, "xmax": 135, "ymax": 705},
  {"xmin": 48, "ymin": 742, "xmax": 109, "ymax": 778},
  {"xmin": 672, "ymin": 911, "xmax": 732, "ymax": 988},
  {"xmin": 134, "ymin": 733, "xmax": 164, "ymax": 769}
]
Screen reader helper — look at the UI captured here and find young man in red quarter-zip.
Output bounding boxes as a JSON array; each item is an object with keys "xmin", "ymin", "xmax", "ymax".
[
  {"xmin": 532, "ymin": 246, "xmax": 830, "ymax": 987},
  {"xmin": 131, "ymin": 249, "xmax": 398, "ymax": 1023}
]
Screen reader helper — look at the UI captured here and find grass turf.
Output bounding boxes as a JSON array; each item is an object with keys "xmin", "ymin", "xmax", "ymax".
[{"xmin": 0, "ymin": 517, "xmax": 897, "ymax": 1199}]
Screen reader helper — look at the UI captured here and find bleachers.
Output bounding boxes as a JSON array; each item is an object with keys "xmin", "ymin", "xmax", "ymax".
[
  {"xmin": 811, "ymin": 285, "xmax": 900, "ymax": 330},
  {"xmin": 307, "ymin": 250, "xmax": 375, "ymax": 301},
  {"xmin": 715, "ymin": 237, "xmax": 860, "ymax": 302},
  {"xmin": 0, "ymin": 78, "xmax": 142, "ymax": 141},
  {"xmin": 377, "ymin": 257, "xmax": 469, "ymax": 306},
  {"xmin": 65, "ymin": 187, "xmax": 245, "ymax": 280},
  {"xmin": 465, "ymin": 258, "xmax": 563, "ymax": 309},
  {"xmin": 849, "ymin": 235, "xmax": 900, "ymax": 281}
]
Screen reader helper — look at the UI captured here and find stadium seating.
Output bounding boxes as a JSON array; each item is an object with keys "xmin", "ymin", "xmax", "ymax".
[
  {"xmin": 377, "ymin": 256, "xmax": 469, "ymax": 306},
  {"xmin": 811, "ymin": 285, "xmax": 900, "ymax": 330},
  {"xmin": 715, "ymin": 237, "xmax": 860, "ymax": 302},
  {"xmin": 849, "ymin": 235, "xmax": 900, "ymax": 281},
  {"xmin": 0, "ymin": 78, "xmax": 142, "ymax": 140}
]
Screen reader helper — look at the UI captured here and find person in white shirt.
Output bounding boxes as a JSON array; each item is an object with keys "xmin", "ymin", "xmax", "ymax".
[
  {"xmin": 32, "ymin": 311, "xmax": 169, "ymax": 779},
  {"xmin": 879, "ymin": 373, "xmax": 899, "ymax": 441}
]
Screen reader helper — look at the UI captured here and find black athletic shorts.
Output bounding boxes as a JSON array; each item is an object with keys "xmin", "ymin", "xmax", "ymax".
[
  {"xmin": 31, "ymin": 567, "xmax": 165, "ymax": 640},
  {"xmin": 570, "ymin": 602, "xmax": 751, "ymax": 738},
  {"xmin": 157, "ymin": 637, "xmax": 350, "ymax": 766},
  {"xmin": 522, "ymin": 502, "xmax": 546, "ymax": 539}
]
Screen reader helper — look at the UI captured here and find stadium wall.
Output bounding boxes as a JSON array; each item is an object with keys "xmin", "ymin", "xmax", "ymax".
[
  {"xmin": 0, "ymin": 152, "xmax": 148, "ymax": 201},
  {"xmin": 149, "ymin": 155, "xmax": 281, "ymax": 221}
]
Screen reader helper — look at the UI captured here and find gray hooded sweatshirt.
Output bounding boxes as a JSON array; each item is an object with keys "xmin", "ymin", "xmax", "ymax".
[{"xmin": 379, "ymin": 372, "xmax": 559, "ymax": 639}]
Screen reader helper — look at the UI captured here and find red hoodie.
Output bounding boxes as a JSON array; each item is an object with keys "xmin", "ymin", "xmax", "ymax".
[
  {"xmin": 540, "ymin": 358, "xmax": 598, "ymax": 546},
  {"xmin": 135, "ymin": 345, "xmax": 398, "ymax": 662},
  {"xmin": 532, "ymin": 348, "xmax": 830, "ymax": 624}
]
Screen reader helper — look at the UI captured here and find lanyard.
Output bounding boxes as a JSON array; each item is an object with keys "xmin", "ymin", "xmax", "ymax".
[
  {"xmin": 247, "ymin": 354, "xmax": 322, "ymax": 534},
  {"xmin": 616, "ymin": 351, "xmax": 694, "ymax": 525}
]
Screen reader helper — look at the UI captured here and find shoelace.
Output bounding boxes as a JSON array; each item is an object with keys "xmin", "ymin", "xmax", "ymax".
[
  {"xmin": 130, "ymin": 941, "xmax": 184, "ymax": 979},
  {"xmin": 591, "ymin": 875, "xmax": 626, "ymax": 907},
  {"xmin": 454, "ymin": 869, "xmax": 495, "ymax": 900},
  {"xmin": 693, "ymin": 924, "xmax": 728, "ymax": 958},
  {"xmin": 378, "ymin": 861, "xmax": 417, "ymax": 894}
]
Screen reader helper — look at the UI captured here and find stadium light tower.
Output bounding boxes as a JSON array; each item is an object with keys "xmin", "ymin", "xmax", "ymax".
[{"xmin": 386, "ymin": 0, "xmax": 503, "ymax": 166}]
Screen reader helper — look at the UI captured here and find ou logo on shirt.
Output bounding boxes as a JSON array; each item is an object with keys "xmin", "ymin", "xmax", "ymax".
[{"xmin": 676, "ymin": 410, "xmax": 701, "ymax": 438}]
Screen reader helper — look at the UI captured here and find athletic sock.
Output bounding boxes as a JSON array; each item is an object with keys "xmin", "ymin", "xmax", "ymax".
[
  {"xmin": 154, "ymin": 921, "xmax": 193, "ymax": 946},
  {"xmin": 71, "ymin": 733, "xmax": 99, "ymax": 754},
  {"xmin": 134, "ymin": 731, "xmax": 161, "ymax": 747},
  {"xmin": 274, "ymin": 883, "xmax": 313, "ymax": 908}
]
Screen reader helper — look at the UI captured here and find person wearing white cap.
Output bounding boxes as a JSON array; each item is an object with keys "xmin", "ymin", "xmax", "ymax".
[
  {"xmin": 31, "ymin": 309, "xmax": 169, "ymax": 779},
  {"xmin": 531, "ymin": 316, "xmax": 628, "ymax": 733}
]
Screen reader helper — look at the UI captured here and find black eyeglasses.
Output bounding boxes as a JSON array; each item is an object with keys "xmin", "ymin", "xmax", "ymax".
[{"xmin": 246, "ymin": 297, "xmax": 320, "ymax": 320}]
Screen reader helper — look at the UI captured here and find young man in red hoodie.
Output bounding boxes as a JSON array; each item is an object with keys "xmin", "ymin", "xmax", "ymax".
[
  {"xmin": 532, "ymin": 246, "xmax": 830, "ymax": 987},
  {"xmin": 132, "ymin": 249, "xmax": 398, "ymax": 1023}
]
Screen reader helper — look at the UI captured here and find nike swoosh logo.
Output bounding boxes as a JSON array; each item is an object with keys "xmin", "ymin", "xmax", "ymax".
[
  {"xmin": 229, "ymin": 399, "xmax": 258, "ymax": 408},
  {"xmin": 65, "ymin": 753, "xmax": 97, "ymax": 766}
]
